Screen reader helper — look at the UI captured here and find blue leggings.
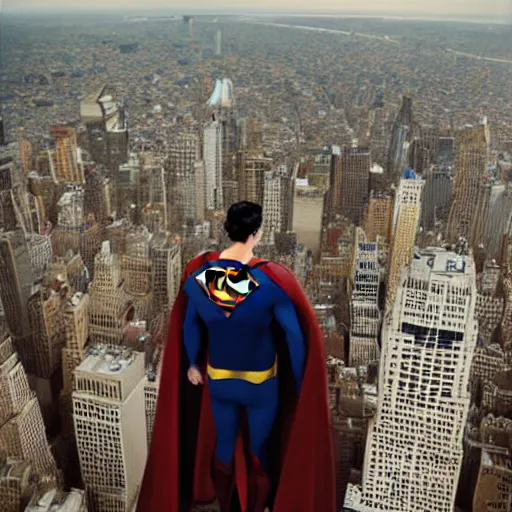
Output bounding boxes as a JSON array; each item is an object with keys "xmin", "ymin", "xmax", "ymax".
[{"xmin": 209, "ymin": 376, "xmax": 279, "ymax": 470}]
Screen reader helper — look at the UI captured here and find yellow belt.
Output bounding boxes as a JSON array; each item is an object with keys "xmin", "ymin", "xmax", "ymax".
[{"xmin": 207, "ymin": 359, "xmax": 278, "ymax": 384}]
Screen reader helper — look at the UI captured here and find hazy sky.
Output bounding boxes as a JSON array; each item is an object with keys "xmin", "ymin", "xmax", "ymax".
[{"xmin": 5, "ymin": 0, "xmax": 511, "ymax": 15}]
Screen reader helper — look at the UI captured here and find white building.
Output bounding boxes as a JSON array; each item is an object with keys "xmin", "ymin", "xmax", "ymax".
[
  {"xmin": 349, "ymin": 240, "xmax": 381, "ymax": 366},
  {"xmin": 362, "ymin": 248, "xmax": 478, "ymax": 512},
  {"xmin": 203, "ymin": 120, "xmax": 223, "ymax": 211},
  {"xmin": 73, "ymin": 349, "xmax": 147, "ymax": 512},
  {"xmin": 262, "ymin": 170, "xmax": 281, "ymax": 245},
  {"xmin": 214, "ymin": 29, "xmax": 222, "ymax": 56}
]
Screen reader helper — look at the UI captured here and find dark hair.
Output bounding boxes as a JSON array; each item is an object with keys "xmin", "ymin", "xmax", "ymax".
[{"xmin": 224, "ymin": 201, "xmax": 263, "ymax": 242}]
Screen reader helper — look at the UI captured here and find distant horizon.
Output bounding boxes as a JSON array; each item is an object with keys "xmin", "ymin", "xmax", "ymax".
[{"xmin": 3, "ymin": 7, "xmax": 510, "ymax": 20}]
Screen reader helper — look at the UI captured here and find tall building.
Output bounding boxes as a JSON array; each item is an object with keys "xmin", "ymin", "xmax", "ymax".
[
  {"xmin": 387, "ymin": 169, "xmax": 424, "ymax": 306},
  {"xmin": 349, "ymin": 240, "xmax": 381, "ymax": 367},
  {"xmin": 364, "ymin": 191, "xmax": 393, "ymax": 241},
  {"xmin": 214, "ymin": 29, "xmax": 222, "ymax": 56},
  {"xmin": 0, "ymin": 231, "xmax": 35, "ymax": 371},
  {"xmin": 80, "ymin": 85, "xmax": 128, "ymax": 175},
  {"xmin": 19, "ymin": 128, "xmax": 33, "ymax": 177},
  {"xmin": 50, "ymin": 126, "xmax": 84, "ymax": 184},
  {"xmin": 203, "ymin": 118, "xmax": 223, "ymax": 211},
  {"xmin": 387, "ymin": 95, "xmax": 414, "ymax": 178},
  {"xmin": 261, "ymin": 170, "xmax": 282, "ymax": 245},
  {"xmin": 0, "ymin": 116, "xmax": 5, "ymax": 146},
  {"xmin": 447, "ymin": 121, "xmax": 489, "ymax": 244},
  {"xmin": 238, "ymin": 152, "xmax": 273, "ymax": 205},
  {"xmin": 166, "ymin": 133, "xmax": 201, "ymax": 235},
  {"xmin": 72, "ymin": 350, "xmax": 147, "ymax": 511},
  {"xmin": 362, "ymin": 249, "xmax": 478, "ymax": 512},
  {"xmin": 0, "ymin": 334, "xmax": 58, "ymax": 482},
  {"xmin": 329, "ymin": 146, "xmax": 371, "ymax": 224},
  {"xmin": 207, "ymin": 78, "xmax": 234, "ymax": 110},
  {"xmin": 420, "ymin": 165, "xmax": 453, "ymax": 231}
]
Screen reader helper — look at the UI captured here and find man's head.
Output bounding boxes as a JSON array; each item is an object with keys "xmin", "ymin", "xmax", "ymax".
[{"xmin": 224, "ymin": 201, "xmax": 263, "ymax": 245}]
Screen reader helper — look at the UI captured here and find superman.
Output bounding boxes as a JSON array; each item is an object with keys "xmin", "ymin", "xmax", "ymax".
[{"xmin": 137, "ymin": 201, "xmax": 335, "ymax": 512}]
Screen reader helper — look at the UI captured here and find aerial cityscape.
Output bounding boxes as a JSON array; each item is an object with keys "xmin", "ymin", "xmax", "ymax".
[{"xmin": 0, "ymin": 4, "xmax": 511, "ymax": 512}]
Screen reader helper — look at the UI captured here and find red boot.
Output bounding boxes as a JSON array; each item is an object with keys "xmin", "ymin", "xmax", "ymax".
[
  {"xmin": 248, "ymin": 457, "xmax": 271, "ymax": 512},
  {"xmin": 212, "ymin": 458, "xmax": 235, "ymax": 512}
]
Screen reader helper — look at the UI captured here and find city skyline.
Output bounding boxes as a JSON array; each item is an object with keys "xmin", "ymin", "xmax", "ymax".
[{"xmin": 4, "ymin": 0, "xmax": 512, "ymax": 16}]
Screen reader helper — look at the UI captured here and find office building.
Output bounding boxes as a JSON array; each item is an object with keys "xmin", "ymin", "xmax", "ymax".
[
  {"xmin": 72, "ymin": 349, "xmax": 147, "ymax": 511},
  {"xmin": 364, "ymin": 191, "xmax": 393, "ymax": 242},
  {"xmin": 50, "ymin": 126, "xmax": 84, "ymax": 184},
  {"xmin": 80, "ymin": 85, "xmax": 128, "ymax": 175},
  {"xmin": 388, "ymin": 96, "xmax": 414, "ymax": 178},
  {"xmin": 261, "ymin": 170, "xmax": 282, "ymax": 245},
  {"xmin": 166, "ymin": 133, "xmax": 201, "ymax": 235},
  {"xmin": 349, "ymin": 241, "xmax": 381, "ymax": 367},
  {"xmin": 387, "ymin": 169, "xmax": 424, "ymax": 306},
  {"xmin": 447, "ymin": 121, "xmax": 489, "ymax": 245},
  {"xmin": 214, "ymin": 29, "xmax": 222, "ymax": 56},
  {"xmin": 362, "ymin": 249, "xmax": 477, "ymax": 512},
  {"xmin": 330, "ymin": 146, "xmax": 371, "ymax": 225},
  {"xmin": 203, "ymin": 118, "xmax": 223, "ymax": 211},
  {"xmin": 238, "ymin": 152, "xmax": 273, "ymax": 205},
  {"xmin": 0, "ymin": 334, "xmax": 58, "ymax": 482}
]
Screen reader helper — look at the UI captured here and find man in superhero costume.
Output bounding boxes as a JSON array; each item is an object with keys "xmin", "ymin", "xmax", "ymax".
[{"xmin": 137, "ymin": 202, "xmax": 335, "ymax": 512}]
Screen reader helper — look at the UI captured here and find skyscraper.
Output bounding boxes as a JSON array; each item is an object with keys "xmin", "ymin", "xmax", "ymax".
[
  {"xmin": 261, "ymin": 170, "xmax": 282, "ymax": 245},
  {"xmin": 447, "ymin": 121, "xmax": 489, "ymax": 245},
  {"xmin": 72, "ymin": 350, "xmax": 147, "ymax": 511},
  {"xmin": 80, "ymin": 85, "xmax": 128, "ymax": 175},
  {"xmin": 364, "ymin": 191, "xmax": 393, "ymax": 242},
  {"xmin": 238, "ymin": 153, "xmax": 273, "ymax": 205},
  {"xmin": 340, "ymin": 146, "xmax": 371, "ymax": 224},
  {"xmin": 166, "ymin": 133, "xmax": 201, "ymax": 235},
  {"xmin": 50, "ymin": 126, "xmax": 84, "ymax": 184},
  {"xmin": 203, "ymin": 118, "xmax": 223, "ymax": 211},
  {"xmin": 349, "ymin": 240, "xmax": 381, "ymax": 367},
  {"xmin": 388, "ymin": 96, "xmax": 414, "ymax": 178},
  {"xmin": 0, "ymin": 334, "xmax": 58, "ymax": 482},
  {"xmin": 362, "ymin": 249, "xmax": 478, "ymax": 512},
  {"xmin": 214, "ymin": 29, "xmax": 222, "ymax": 56},
  {"xmin": 387, "ymin": 169, "xmax": 424, "ymax": 306}
]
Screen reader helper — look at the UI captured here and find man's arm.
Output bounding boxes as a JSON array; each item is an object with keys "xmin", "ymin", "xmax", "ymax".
[{"xmin": 274, "ymin": 291, "xmax": 306, "ymax": 394}]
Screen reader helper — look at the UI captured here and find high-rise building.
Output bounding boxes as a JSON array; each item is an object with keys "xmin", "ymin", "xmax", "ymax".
[
  {"xmin": 261, "ymin": 170, "xmax": 282, "ymax": 245},
  {"xmin": 238, "ymin": 152, "xmax": 273, "ymax": 205},
  {"xmin": 447, "ymin": 121, "xmax": 489, "ymax": 245},
  {"xmin": 362, "ymin": 249, "xmax": 478, "ymax": 512},
  {"xmin": 19, "ymin": 128, "xmax": 33, "ymax": 177},
  {"xmin": 387, "ymin": 169, "xmax": 424, "ymax": 306},
  {"xmin": 27, "ymin": 283, "xmax": 66, "ymax": 379},
  {"xmin": 208, "ymin": 78, "xmax": 234, "ymax": 110},
  {"xmin": 214, "ymin": 29, "xmax": 222, "ymax": 56},
  {"xmin": 330, "ymin": 146, "xmax": 371, "ymax": 224},
  {"xmin": 52, "ymin": 188, "xmax": 85, "ymax": 257},
  {"xmin": 166, "ymin": 133, "xmax": 201, "ymax": 235},
  {"xmin": 0, "ymin": 231, "xmax": 35, "ymax": 370},
  {"xmin": 149, "ymin": 234, "xmax": 181, "ymax": 315},
  {"xmin": 50, "ymin": 126, "xmax": 84, "ymax": 184},
  {"xmin": 0, "ymin": 334, "xmax": 58, "ymax": 482},
  {"xmin": 349, "ymin": 240, "xmax": 381, "ymax": 367},
  {"xmin": 80, "ymin": 85, "xmax": 128, "ymax": 175},
  {"xmin": 203, "ymin": 118, "xmax": 223, "ymax": 211},
  {"xmin": 387, "ymin": 96, "xmax": 414, "ymax": 178},
  {"xmin": 72, "ymin": 349, "xmax": 147, "ymax": 511},
  {"xmin": 88, "ymin": 242, "xmax": 133, "ymax": 345},
  {"xmin": 0, "ymin": 116, "xmax": 5, "ymax": 146},
  {"xmin": 420, "ymin": 165, "xmax": 453, "ymax": 231},
  {"xmin": 364, "ymin": 191, "xmax": 393, "ymax": 242}
]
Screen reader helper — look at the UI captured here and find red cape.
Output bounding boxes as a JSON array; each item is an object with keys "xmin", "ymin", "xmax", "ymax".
[{"xmin": 137, "ymin": 252, "xmax": 335, "ymax": 512}]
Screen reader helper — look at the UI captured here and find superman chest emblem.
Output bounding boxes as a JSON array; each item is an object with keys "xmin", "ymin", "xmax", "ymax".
[{"xmin": 195, "ymin": 266, "xmax": 259, "ymax": 313}]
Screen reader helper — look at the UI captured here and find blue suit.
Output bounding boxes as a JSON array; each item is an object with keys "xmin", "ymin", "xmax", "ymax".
[{"xmin": 183, "ymin": 259, "xmax": 305, "ymax": 469}]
